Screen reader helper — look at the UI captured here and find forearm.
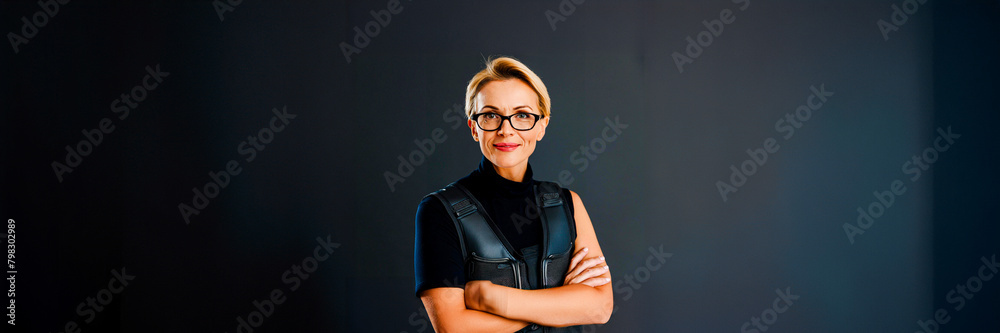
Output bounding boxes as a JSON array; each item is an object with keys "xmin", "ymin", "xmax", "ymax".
[
  {"xmin": 431, "ymin": 308, "xmax": 528, "ymax": 333},
  {"xmin": 487, "ymin": 283, "xmax": 613, "ymax": 327},
  {"xmin": 421, "ymin": 290, "xmax": 528, "ymax": 333}
]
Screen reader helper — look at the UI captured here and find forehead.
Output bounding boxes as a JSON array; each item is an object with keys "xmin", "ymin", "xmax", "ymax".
[{"xmin": 476, "ymin": 79, "xmax": 538, "ymax": 108}]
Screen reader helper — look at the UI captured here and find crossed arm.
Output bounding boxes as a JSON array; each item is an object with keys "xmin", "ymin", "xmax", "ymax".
[{"xmin": 419, "ymin": 191, "xmax": 614, "ymax": 333}]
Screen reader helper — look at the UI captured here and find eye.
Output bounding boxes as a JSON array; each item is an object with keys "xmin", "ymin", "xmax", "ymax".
[
  {"xmin": 513, "ymin": 113, "xmax": 532, "ymax": 120},
  {"xmin": 482, "ymin": 113, "xmax": 500, "ymax": 119}
]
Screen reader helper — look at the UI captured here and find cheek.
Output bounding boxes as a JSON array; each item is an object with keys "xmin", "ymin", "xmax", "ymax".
[
  {"xmin": 525, "ymin": 131, "xmax": 542, "ymax": 143},
  {"xmin": 478, "ymin": 132, "xmax": 493, "ymax": 149}
]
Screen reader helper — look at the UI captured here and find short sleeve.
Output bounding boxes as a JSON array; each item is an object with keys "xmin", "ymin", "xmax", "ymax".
[{"xmin": 414, "ymin": 195, "xmax": 467, "ymax": 297}]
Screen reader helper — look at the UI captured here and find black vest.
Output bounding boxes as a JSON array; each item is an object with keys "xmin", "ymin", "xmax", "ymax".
[{"xmin": 430, "ymin": 181, "xmax": 582, "ymax": 332}]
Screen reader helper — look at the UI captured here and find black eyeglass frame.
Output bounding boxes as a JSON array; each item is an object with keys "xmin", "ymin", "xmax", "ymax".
[{"xmin": 471, "ymin": 112, "xmax": 544, "ymax": 131}]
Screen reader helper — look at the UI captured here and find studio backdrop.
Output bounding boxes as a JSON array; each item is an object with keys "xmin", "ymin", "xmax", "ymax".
[{"xmin": 2, "ymin": 0, "xmax": 998, "ymax": 332}]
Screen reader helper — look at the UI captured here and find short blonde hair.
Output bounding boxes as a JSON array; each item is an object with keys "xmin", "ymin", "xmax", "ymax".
[{"xmin": 465, "ymin": 56, "xmax": 551, "ymax": 119}]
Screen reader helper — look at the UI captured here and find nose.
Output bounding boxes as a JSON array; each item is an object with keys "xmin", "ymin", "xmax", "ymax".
[{"xmin": 496, "ymin": 117, "xmax": 516, "ymax": 136}]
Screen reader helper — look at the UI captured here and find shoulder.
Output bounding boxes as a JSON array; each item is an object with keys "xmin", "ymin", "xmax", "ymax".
[
  {"xmin": 562, "ymin": 189, "xmax": 591, "ymax": 218},
  {"xmin": 544, "ymin": 183, "xmax": 580, "ymax": 208},
  {"xmin": 418, "ymin": 176, "xmax": 471, "ymax": 209},
  {"xmin": 567, "ymin": 189, "xmax": 581, "ymax": 202},
  {"xmin": 567, "ymin": 189, "xmax": 587, "ymax": 211},
  {"xmin": 535, "ymin": 181, "xmax": 581, "ymax": 217},
  {"xmin": 415, "ymin": 192, "xmax": 449, "ymax": 227},
  {"xmin": 415, "ymin": 177, "xmax": 473, "ymax": 227},
  {"xmin": 417, "ymin": 193, "xmax": 444, "ymax": 211},
  {"xmin": 414, "ymin": 189, "xmax": 461, "ymax": 246},
  {"xmin": 532, "ymin": 180, "xmax": 581, "ymax": 205}
]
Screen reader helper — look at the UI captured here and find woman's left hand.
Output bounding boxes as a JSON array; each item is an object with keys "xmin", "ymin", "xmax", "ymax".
[{"xmin": 563, "ymin": 247, "xmax": 611, "ymax": 287}]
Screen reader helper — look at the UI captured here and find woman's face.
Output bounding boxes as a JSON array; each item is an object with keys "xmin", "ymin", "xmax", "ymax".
[{"xmin": 469, "ymin": 79, "xmax": 549, "ymax": 177}]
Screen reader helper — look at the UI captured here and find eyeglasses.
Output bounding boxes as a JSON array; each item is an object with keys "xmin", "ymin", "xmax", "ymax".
[{"xmin": 471, "ymin": 112, "xmax": 543, "ymax": 131}]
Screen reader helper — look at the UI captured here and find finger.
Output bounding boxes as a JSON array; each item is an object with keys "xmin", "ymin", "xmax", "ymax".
[
  {"xmin": 569, "ymin": 265, "xmax": 610, "ymax": 285},
  {"xmin": 576, "ymin": 256, "xmax": 606, "ymax": 273},
  {"xmin": 577, "ymin": 275, "xmax": 613, "ymax": 288},
  {"xmin": 565, "ymin": 257, "xmax": 607, "ymax": 285},
  {"xmin": 563, "ymin": 249, "xmax": 591, "ymax": 284},
  {"xmin": 564, "ymin": 256, "xmax": 604, "ymax": 284},
  {"xmin": 567, "ymin": 248, "xmax": 588, "ymax": 273}
]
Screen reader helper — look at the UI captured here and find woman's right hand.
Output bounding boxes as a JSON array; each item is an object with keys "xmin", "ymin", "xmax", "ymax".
[{"xmin": 563, "ymin": 247, "xmax": 611, "ymax": 287}]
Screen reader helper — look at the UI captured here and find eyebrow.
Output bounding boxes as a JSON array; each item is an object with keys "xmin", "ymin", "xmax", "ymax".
[{"xmin": 481, "ymin": 105, "xmax": 535, "ymax": 112}]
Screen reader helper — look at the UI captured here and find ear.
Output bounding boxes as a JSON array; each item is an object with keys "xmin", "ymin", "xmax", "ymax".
[
  {"xmin": 535, "ymin": 116, "xmax": 550, "ymax": 142},
  {"xmin": 468, "ymin": 118, "xmax": 479, "ymax": 141}
]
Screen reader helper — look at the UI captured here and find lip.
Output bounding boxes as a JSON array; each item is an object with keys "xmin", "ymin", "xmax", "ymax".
[{"xmin": 492, "ymin": 143, "xmax": 521, "ymax": 152}]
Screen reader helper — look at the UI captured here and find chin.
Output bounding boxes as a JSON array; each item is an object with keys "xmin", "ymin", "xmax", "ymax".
[{"xmin": 488, "ymin": 153, "xmax": 528, "ymax": 169}]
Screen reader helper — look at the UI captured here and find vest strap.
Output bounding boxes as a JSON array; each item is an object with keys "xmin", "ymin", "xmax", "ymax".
[
  {"xmin": 536, "ymin": 182, "xmax": 574, "ymax": 258},
  {"xmin": 432, "ymin": 183, "xmax": 516, "ymax": 261}
]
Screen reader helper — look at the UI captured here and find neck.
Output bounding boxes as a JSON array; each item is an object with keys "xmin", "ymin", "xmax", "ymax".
[{"xmin": 493, "ymin": 163, "xmax": 527, "ymax": 182}]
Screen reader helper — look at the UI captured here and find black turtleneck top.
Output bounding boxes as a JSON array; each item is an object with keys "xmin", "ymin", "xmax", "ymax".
[{"xmin": 414, "ymin": 157, "xmax": 575, "ymax": 296}]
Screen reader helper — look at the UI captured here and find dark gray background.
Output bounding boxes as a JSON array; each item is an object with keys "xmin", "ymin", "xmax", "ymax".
[{"xmin": 2, "ymin": 0, "xmax": 998, "ymax": 332}]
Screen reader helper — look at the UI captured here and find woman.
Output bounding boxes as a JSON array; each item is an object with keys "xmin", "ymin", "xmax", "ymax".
[{"xmin": 414, "ymin": 57, "xmax": 613, "ymax": 332}]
